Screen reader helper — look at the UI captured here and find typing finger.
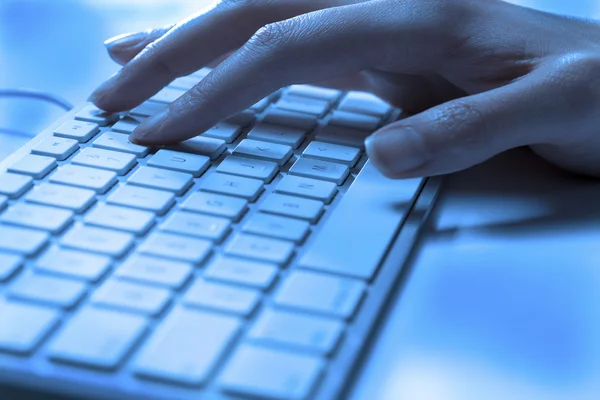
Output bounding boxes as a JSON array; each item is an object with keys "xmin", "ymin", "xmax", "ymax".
[{"xmin": 104, "ymin": 25, "xmax": 174, "ymax": 66}]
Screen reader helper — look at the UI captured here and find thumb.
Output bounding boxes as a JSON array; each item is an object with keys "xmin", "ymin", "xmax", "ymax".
[{"xmin": 104, "ymin": 25, "xmax": 174, "ymax": 65}]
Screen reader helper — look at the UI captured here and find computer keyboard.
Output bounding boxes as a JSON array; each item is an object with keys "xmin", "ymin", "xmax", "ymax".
[{"xmin": 0, "ymin": 67, "xmax": 439, "ymax": 400}]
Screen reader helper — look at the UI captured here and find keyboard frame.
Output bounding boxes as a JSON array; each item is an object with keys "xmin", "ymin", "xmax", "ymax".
[{"xmin": 0, "ymin": 104, "xmax": 443, "ymax": 400}]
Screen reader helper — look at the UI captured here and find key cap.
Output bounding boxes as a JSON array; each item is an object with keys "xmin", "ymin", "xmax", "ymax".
[
  {"xmin": 130, "ymin": 101, "xmax": 166, "ymax": 118},
  {"xmin": 91, "ymin": 279, "xmax": 171, "ymax": 316},
  {"xmin": 338, "ymin": 91, "xmax": 392, "ymax": 117},
  {"xmin": 35, "ymin": 246, "xmax": 111, "ymax": 282},
  {"xmin": 0, "ymin": 253, "xmax": 22, "ymax": 282},
  {"xmin": 0, "ymin": 172, "xmax": 33, "ymax": 198},
  {"xmin": 172, "ymin": 136, "xmax": 227, "ymax": 160},
  {"xmin": 243, "ymin": 213, "xmax": 309, "ymax": 243},
  {"xmin": 169, "ymin": 75, "xmax": 201, "ymax": 90},
  {"xmin": 160, "ymin": 211, "xmax": 230, "ymax": 242},
  {"xmin": 134, "ymin": 307, "xmax": 242, "ymax": 385},
  {"xmin": 72, "ymin": 147, "xmax": 136, "ymax": 175},
  {"xmin": 107, "ymin": 185, "xmax": 175, "ymax": 215},
  {"xmin": 8, "ymin": 272, "xmax": 87, "ymax": 309},
  {"xmin": 1, "ymin": 203, "xmax": 73, "ymax": 233},
  {"xmin": 260, "ymin": 193, "xmax": 323, "ymax": 223},
  {"xmin": 219, "ymin": 344, "xmax": 324, "ymax": 400},
  {"xmin": 329, "ymin": 110, "xmax": 381, "ymax": 131},
  {"xmin": 227, "ymin": 109, "xmax": 256, "ymax": 127},
  {"xmin": 54, "ymin": 120, "xmax": 100, "ymax": 142},
  {"xmin": 286, "ymin": 85, "xmax": 341, "ymax": 103},
  {"xmin": 111, "ymin": 116, "xmax": 142, "ymax": 134},
  {"xmin": 128, "ymin": 166, "xmax": 193, "ymax": 196},
  {"xmin": 75, "ymin": 104, "xmax": 119, "ymax": 126},
  {"xmin": 84, "ymin": 203, "xmax": 154, "ymax": 235},
  {"xmin": 0, "ymin": 226, "xmax": 49, "ymax": 256},
  {"xmin": 275, "ymin": 95, "xmax": 329, "ymax": 117},
  {"xmin": 247, "ymin": 123, "xmax": 306, "ymax": 149},
  {"xmin": 114, "ymin": 254, "xmax": 192, "ymax": 289},
  {"xmin": 276, "ymin": 175, "xmax": 336, "ymax": 203},
  {"xmin": 183, "ymin": 278, "xmax": 261, "ymax": 316},
  {"xmin": 303, "ymin": 141, "xmax": 361, "ymax": 167},
  {"xmin": 217, "ymin": 155, "xmax": 278, "ymax": 183},
  {"xmin": 147, "ymin": 149, "xmax": 210, "ymax": 177},
  {"xmin": 0, "ymin": 300, "xmax": 60, "ymax": 354},
  {"xmin": 225, "ymin": 234, "xmax": 294, "ymax": 266},
  {"xmin": 149, "ymin": 87, "xmax": 185, "ymax": 104},
  {"xmin": 289, "ymin": 158, "xmax": 350, "ymax": 185},
  {"xmin": 0, "ymin": 194, "xmax": 6, "ymax": 210},
  {"xmin": 32, "ymin": 137, "xmax": 78, "ymax": 161},
  {"xmin": 181, "ymin": 191, "xmax": 247, "ymax": 221},
  {"xmin": 8, "ymin": 154, "xmax": 56, "ymax": 179},
  {"xmin": 248, "ymin": 308, "xmax": 344, "ymax": 355},
  {"xmin": 48, "ymin": 306, "xmax": 147, "ymax": 370},
  {"xmin": 315, "ymin": 124, "xmax": 370, "ymax": 150},
  {"xmin": 274, "ymin": 270, "xmax": 365, "ymax": 319},
  {"xmin": 200, "ymin": 173, "xmax": 263, "ymax": 201},
  {"xmin": 250, "ymin": 97, "xmax": 270, "ymax": 112},
  {"xmin": 233, "ymin": 139, "xmax": 292, "ymax": 166},
  {"xmin": 203, "ymin": 256, "xmax": 278, "ymax": 290},
  {"xmin": 60, "ymin": 225, "xmax": 134, "ymax": 257},
  {"xmin": 50, "ymin": 165, "xmax": 117, "ymax": 193},
  {"xmin": 92, "ymin": 131, "xmax": 150, "ymax": 157},
  {"xmin": 202, "ymin": 122, "xmax": 241, "ymax": 143},
  {"xmin": 262, "ymin": 108, "xmax": 318, "ymax": 131},
  {"xmin": 139, "ymin": 232, "xmax": 212, "ymax": 264},
  {"xmin": 299, "ymin": 161, "xmax": 422, "ymax": 279}
]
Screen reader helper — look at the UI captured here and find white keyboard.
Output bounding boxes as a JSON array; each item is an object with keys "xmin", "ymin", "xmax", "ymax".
[{"xmin": 0, "ymin": 69, "xmax": 438, "ymax": 400}]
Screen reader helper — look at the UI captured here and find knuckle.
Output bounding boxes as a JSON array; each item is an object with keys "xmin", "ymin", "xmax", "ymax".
[
  {"xmin": 431, "ymin": 100, "xmax": 488, "ymax": 149},
  {"xmin": 249, "ymin": 22, "xmax": 291, "ymax": 51},
  {"xmin": 550, "ymin": 53, "xmax": 600, "ymax": 92}
]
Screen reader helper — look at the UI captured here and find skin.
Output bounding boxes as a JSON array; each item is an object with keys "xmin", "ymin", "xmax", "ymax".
[{"xmin": 91, "ymin": 0, "xmax": 600, "ymax": 179}]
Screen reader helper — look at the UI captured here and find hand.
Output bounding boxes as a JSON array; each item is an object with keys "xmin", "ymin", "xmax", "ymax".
[{"xmin": 90, "ymin": 0, "xmax": 600, "ymax": 178}]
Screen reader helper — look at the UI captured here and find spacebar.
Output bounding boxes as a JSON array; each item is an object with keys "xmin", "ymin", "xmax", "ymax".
[{"xmin": 297, "ymin": 160, "xmax": 422, "ymax": 280}]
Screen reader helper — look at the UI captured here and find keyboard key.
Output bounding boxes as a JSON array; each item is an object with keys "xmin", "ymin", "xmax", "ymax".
[
  {"xmin": 160, "ymin": 211, "xmax": 230, "ymax": 242},
  {"xmin": 0, "ymin": 172, "xmax": 33, "ymax": 198},
  {"xmin": 217, "ymin": 156, "xmax": 278, "ymax": 183},
  {"xmin": 275, "ymin": 175, "xmax": 336, "ymax": 203},
  {"xmin": 134, "ymin": 307, "xmax": 242, "ymax": 385},
  {"xmin": 250, "ymin": 97, "xmax": 270, "ymax": 112},
  {"xmin": 50, "ymin": 165, "xmax": 117, "ymax": 193},
  {"xmin": 289, "ymin": 158, "xmax": 350, "ymax": 185},
  {"xmin": 107, "ymin": 185, "xmax": 174, "ymax": 215},
  {"xmin": 35, "ymin": 247, "xmax": 111, "ymax": 282},
  {"xmin": 227, "ymin": 109, "xmax": 256, "ymax": 127},
  {"xmin": 169, "ymin": 75, "xmax": 201, "ymax": 90},
  {"xmin": 219, "ymin": 344, "xmax": 324, "ymax": 400},
  {"xmin": 0, "ymin": 253, "xmax": 22, "ymax": 282},
  {"xmin": 248, "ymin": 308, "xmax": 343, "ymax": 355},
  {"xmin": 181, "ymin": 191, "xmax": 247, "ymax": 221},
  {"xmin": 172, "ymin": 136, "xmax": 226, "ymax": 160},
  {"xmin": 72, "ymin": 147, "xmax": 136, "ymax": 175},
  {"xmin": 233, "ymin": 139, "xmax": 292, "ymax": 166},
  {"xmin": 286, "ymin": 85, "xmax": 341, "ymax": 102},
  {"xmin": 183, "ymin": 278, "xmax": 261, "ymax": 316},
  {"xmin": 84, "ymin": 203, "xmax": 154, "ymax": 235},
  {"xmin": 149, "ymin": 87, "xmax": 185, "ymax": 104},
  {"xmin": 139, "ymin": 232, "xmax": 212, "ymax": 264},
  {"xmin": 260, "ymin": 193, "xmax": 323, "ymax": 222},
  {"xmin": 91, "ymin": 279, "xmax": 171, "ymax": 316},
  {"xmin": 147, "ymin": 149, "xmax": 210, "ymax": 178},
  {"xmin": 48, "ymin": 306, "xmax": 148, "ymax": 370},
  {"xmin": 225, "ymin": 234, "xmax": 294, "ymax": 266},
  {"xmin": 92, "ymin": 131, "xmax": 150, "ymax": 157},
  {"xmin": 128, "ymin": 166, "xmax": 193, "ymax": 196},
  {"xmin": 243, "ymin": 213, "xmax": 309, "ymax": 243},
  {"xmin": 338, "ymin": 91, "xmax": 392, "ymax": 117},
  {"xmin": 60, "ymin": 225, "xmax": 134, "ymax": 257},
  {"xmin": 8, "ymin": 154, "xmax": 56, "ymax": 179},
  {"xmin": 32, "ymin": 137, "xmax": 79, "ymax": 161},
  {"xmin": 302, "ymin": 141, "xmax": 361, "ymax": 167},
  {"xmin": 329, "ymin": 109, "xmax": 381, "ymax": 131},
  {"xmin": 0, "ymin": 300, "xmax": 60, "ymax": 354},
  {"xmin": 203, "ymin": 257, "xmax": 278, "ymax": 290},
  {"xmin": 130, "ymin": 101, "xmax": 166, "ymax": 118},
  {"xmin": 75, "ymin": 104, "xmax": 119, "ymax": 126},
  {"xmin": 247, "ymin": 123, "xmax": 306, "ymax": 149},
  {"xmin": 262, "ymin": 107, "xmax": 318, "ymax": 131},
  {"xmin": 0, "ymin": 195, "xmax": 6, "ymax": 210},
  {"xmin": 54, "ymin": 120, "xmax": 100, "ymax": 142},
  {"xmin": 315, "ymin": 124, "xmax": 370, "ymax": 150},
  {"xmin": 275, "ymin": 95, "xmax": 329, "ymax": 117},
  {"xmin": 200, "ymin": 173, "xmax": 263, "ymax": 201},
  {"xmin": 274, "ymin": 270, "xmax": 365, "ymax": 319},
  {"xmin": 114, "ymin": 254, "xmax": 192, "ymax": 289},
  {"xmin": 8, "ymin": 272, "xmax": 87, "ymax": 309},
  {"xmin": 111, "ymin": 116, "xmax": 142, "ymax": 134},
  {"xmin": 202, "ymin": 122, "xmax": 242, "ymax": 143},
  {"xmin": 0, "ymin": 226, "xmax": 48, "ymax": 255},
  {"xmin": 1, "ymin": 203, "xmax": 73, "ymax": 233}
]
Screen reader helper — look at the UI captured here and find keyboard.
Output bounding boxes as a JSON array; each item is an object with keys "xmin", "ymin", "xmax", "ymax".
[{"xmin": 0, "ymin": 67, "xmax": 439, "ymax": 400}]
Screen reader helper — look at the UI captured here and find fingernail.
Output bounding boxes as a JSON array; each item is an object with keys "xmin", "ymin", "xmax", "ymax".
[
  {"xmin": 104, "ymin": 32, "xmax": 147, "ymax": 51},
  {"xmin": 365, "ymin": 125, "xmax": 428, "ymax": 176},
  {"xmin": 129, "ymin": 108, "xmax": 169, "ymax": 144}
]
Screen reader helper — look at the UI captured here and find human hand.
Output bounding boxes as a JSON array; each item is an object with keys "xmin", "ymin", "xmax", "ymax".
[{"xmin": 90, "ymin": 0, "xmax": 600, "ymax": 178}]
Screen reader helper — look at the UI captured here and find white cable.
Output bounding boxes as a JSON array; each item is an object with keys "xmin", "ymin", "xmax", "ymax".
[{"xmin": 0, "ymin": 88, "xmax": 73, "ymax": 111}]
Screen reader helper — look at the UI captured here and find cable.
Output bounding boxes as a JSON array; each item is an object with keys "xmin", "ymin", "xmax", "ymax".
[{"xmin": 0, "ymin": 88, "xmax": 73, "ymax": 111}]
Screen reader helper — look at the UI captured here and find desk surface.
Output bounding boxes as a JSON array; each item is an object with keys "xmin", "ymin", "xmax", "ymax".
[{"xmin": 2, "ymin": 1, "xmax": 600, "ymax": 399}]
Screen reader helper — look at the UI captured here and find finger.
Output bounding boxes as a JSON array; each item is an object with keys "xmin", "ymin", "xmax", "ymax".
[
  {"xmin": 91, "ymin": 0, "xmax": 359, "ymax": 112},
  {"xmin": 104, "ymin": 25, "xmax": 174, "ymax": 65}
]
